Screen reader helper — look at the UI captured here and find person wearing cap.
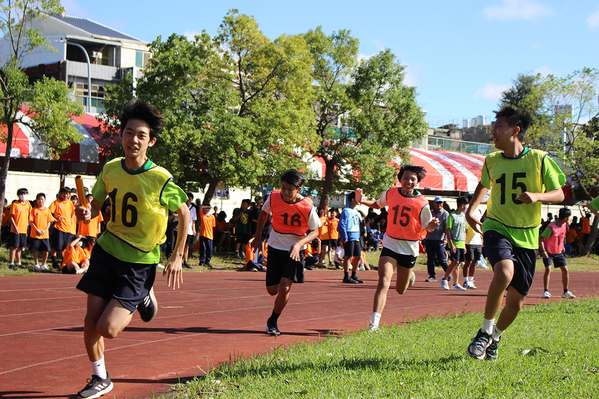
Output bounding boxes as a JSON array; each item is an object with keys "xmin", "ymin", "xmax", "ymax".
[{"xmin": 423, "ymin": 196, "xmax": 450, "ymax": 282}]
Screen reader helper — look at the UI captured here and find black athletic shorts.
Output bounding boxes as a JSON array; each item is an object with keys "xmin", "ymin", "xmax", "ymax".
[
  {"xmin": 343, "ymin": 240, "xmax": 361, "ymax": 257},
  {"xmin": 51, "ymin": 229, "xmax": 72, "ymax": 250},
  {"xmin": 30, "ymin": 238, "xmax": 51, "ymax": 252},
  {"xmin": 465, "ymin": 244, "xmax": 482, "ymax": 261},
  {"xmin": 76, "ymin": 244, "xmax": 157, "ymax": 312},
  {"xmin": 380, "ymin": 247, "xmax": 417, "ymax": 269},
  {"xmin": 484, "ymin": 230, "xmax": 537, "ymax": 296},
  {"xmin": 8, "ymin": 232, "xmax": 27, "ymax": 248},
  {"xmin": 266, "ymin": 246, "xmax": 305, "ymax": 286},
  {"xmin": 324, "ymin": 238, "xmax": 339, "ymax": 248},
  {"xmin": 449, "ymin": 247, "xmax": 465, "ymax": 262},
  {"xmin": 542, "ymin": 252, "xmax": 567, "ymax": 268},
  {"xmin": 237, "ymin": 233, "xmax": 250, "ymax": 245}
]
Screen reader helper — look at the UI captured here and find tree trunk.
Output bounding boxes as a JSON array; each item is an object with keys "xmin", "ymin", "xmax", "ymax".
[
  {"xmin": 581, "ymin": 215, "xmax": 599, "ymax": 256},
  {"xmin": 203, "ymin": 176, "xmax": 220, "ymax": 205},
  {"xmin": 318, "ymin": 158, "xmax": 336, "ymax": 210}
]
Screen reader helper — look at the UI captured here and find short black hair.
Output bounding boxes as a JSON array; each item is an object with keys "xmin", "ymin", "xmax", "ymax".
[
  {"xmin": 496, "ymin": 105, "xmax": 532, "ymax": 141},
  {"xmin": 16, "ymin": 188, "xmax": 28, "ymax": 196},
  {"xmin": 348, "ymin": 192, "xmax": 356, "ymax": 203},
  {"xmin": 558, "ymin": 207, "xmax": 571, "ymax": 220},
  {"xmin": 456, "ymin": 196, "xmax": 468, "ymax": 207},
  {"xmin": 280, "ymin": 169, "xmax": 306, "ymax": 188},
  {"xmin": 36, "ymin": 193, "xmax": 45, "ymax": 200},
  {"xmin": 120, "ymin": 99, "xmax": 165, "ymax": 140},
  {"xmin": 59, "ymin": 187, "xmax": 70, "ymax": 194},
  {"xmin": 398, "ymin": 164, "xmax": 426, "ymax": 182}
]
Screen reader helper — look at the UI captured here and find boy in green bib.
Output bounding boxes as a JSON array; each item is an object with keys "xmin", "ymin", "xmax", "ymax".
[
  {"xmin": 75, "ymin": 100, "xmax": 190, "ymax": 398},
  {"xmin": 465, "ymin": 105, "xmax": 565, "ymax": 361}
]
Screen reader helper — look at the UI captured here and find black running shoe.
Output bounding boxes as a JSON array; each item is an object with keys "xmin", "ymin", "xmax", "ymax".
[
  {"xmin": 467, "ymin": 329, "xmax": 493, "ymax": 360},
  {"xmin": 342, "ymin": 276, "xmax": 359, "ymax": 284},
  {"xmin": 486, "ymin": 337, "xmax": 500, "ymax": 361},
  {"xmin": 266, "ymin": 320, "xmax": 281, "ymax": 336},
  {"xmin": 138, "ymin": 287, "xmax": 158, "ymax": 322},
  {"xmin": 77, "ymin": 373, "xmax": 113, "ymax": 399},
  {"xmin": 182, "ymin": 262, "xmax": 192, "ymax": 269},
  {"xmin": 351, "ymin": 275, "xmax": 364, "ymax": 283}
]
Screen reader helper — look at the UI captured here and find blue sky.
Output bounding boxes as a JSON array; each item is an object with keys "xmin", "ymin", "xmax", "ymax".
[{"xmin": 64, "ymin": 0, "xmax": 598, "ymax": 127}]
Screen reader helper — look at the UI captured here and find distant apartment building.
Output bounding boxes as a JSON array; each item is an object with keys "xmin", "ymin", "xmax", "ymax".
[
  {"xmin": 1, "ymin": 13, "xmax": 150, "ymax": 114},
  {"xmin": 470, "ymin": 115, "xmax": 486, "ymax": 128}
]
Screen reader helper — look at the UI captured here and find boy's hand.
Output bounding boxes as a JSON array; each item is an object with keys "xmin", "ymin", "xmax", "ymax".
[
  {"xmin": 354, "ymin": 188, "xmax": 363, "ymax": 204},
  {"xmin": 289, "ymin": 242, "xmax": 302, "ymax": 261},
  {"xmin": 427, "ymin": 217, "xmax": 440, "ymax": 231},
  {"xmin": 515, "ymin": 192, "xmax": 539, "ymax": 204},
  {"xmin": 75, "ymin": 204, "xmax": 91, "ymax": 221},
  {"xmin": 163, "ymin": 255, "xmax": 183, "ymax": 290}
]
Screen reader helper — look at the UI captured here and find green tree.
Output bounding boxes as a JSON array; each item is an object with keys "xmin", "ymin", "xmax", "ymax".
[
  {"xmin": 304, "ymin": 28, "xmax": 427, "ymax": 208},
  {"xmin": 524, "ymin": 68, "xmax": 599, "ymax": 255},
  {"xmin": 0, "ymin": 0, "xmax": 83, "ymax": 216},
  {"xmin": 101, "ymin": 10, "xmax": 316, "ymax": 204}
]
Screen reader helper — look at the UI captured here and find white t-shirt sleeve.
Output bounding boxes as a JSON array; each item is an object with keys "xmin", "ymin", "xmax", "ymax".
[
  {"xmin": 375, "ymin": 189, "xmax": 389, "ymax": 208},
  {"xmin": 307, "ymin": 207, "xmax": 322, "ymax": 230},
  {"xmin": 420, "ymin": 204, "xmax": 432, "ymax": 228}
]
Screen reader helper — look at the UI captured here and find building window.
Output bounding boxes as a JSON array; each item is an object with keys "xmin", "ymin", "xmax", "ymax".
[{"xmin": 135, "ymin": 51, "xmax": 143, "ymax": 68}]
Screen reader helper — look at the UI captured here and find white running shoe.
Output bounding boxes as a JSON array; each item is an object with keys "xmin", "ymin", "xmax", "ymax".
[
  {"xmin": 440, "ymin": 278, "xmax": 449, "ymax": 290},
  {"xmin": 41, "ymin": 264, "xmax": 49, "ymax": 271},
  {"xmin": 465, "ymin": 281, "xmax": 477, "ymax": 290},
  {"xmin": 451, "ymin": 284, "xmax": 467, "ymax": 291},
  {"xmin": 368, "ymin": 323, "xmax": 380, "ymax": 333},
  {"xmin": 562, "ymin": 291, "xmax": 576, "ymax": 299},
  {"xmin": 542, "ymin": 291, "xmax": 551, "ymax": 299},
  {"xmin": 34, "ymin": 264, "xmax": 40, "ymax": 271},
  {"xmin": 409, "ymin": 271, "xmax": 416, "ymax": 287}
]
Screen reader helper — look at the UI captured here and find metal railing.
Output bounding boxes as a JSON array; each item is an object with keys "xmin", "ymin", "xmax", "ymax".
[{"xmin": 412, "ymin": 136, "xmax": 494, "ymax": 156}]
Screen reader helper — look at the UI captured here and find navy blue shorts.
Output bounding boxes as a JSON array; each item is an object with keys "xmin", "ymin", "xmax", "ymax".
[
  {"xmin": 542, "ymin": 252, "xmax": 567, "ymax": 268},
  {"xmin": 380, "ymin": 247, "xmax": 417, "ymax": 269},
  {"xmin": 484, "ymin": 230, "xmax": 537, "ymax": 296},
  {"xmin": 76, "ymin": 244, "xmax": 157, "ymax": 312},
  {"xmin": 30, "ymin": 238, "xmax": 50, "ymax": 252},
  {"xmin": 51, "ymin": 229, "xmax": 72, "ymax": 250},
  {"xmin": 449, "ymin": 247, "xmax": 465, "ymax": 262},
  {"xmin": 465, "ymin": 244, "xmax": 482, "ymax": 261},
  {"xmin": 343, "ymin": 240, "xmax": 361, "ymax": 257},
  {"xmin": 8, "ymin": 232, "xmax": 27, "ymax": 248},
  {"xmin": 266, "ymin": 246, "xmax": 305, "ymax": 286}
]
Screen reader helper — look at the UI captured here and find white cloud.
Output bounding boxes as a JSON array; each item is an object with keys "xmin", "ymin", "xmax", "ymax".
[
  {"xmin": 587, "ymin": 10, "xmax": 599, "ymax": 28},
  {"xmin": 184, "ymin": 30, "xmax": 202, "ymax": 41},
  {"xmin": 484, "ymin": 0, "xmax": 554, "ymax": 21},
  {"xmin": 533, "ymin": 65, "xmax": 553, "ymax": 76},
  {"xmin": 60, "ymin": 0, "xmax": 90, "ymax": 18},
  {"xmin": 475, "ymin": 82, "xmax": 511, "ymax": 103}
]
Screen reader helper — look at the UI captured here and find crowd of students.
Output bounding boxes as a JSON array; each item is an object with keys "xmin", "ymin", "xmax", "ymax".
[{"xmin": 3, "ymin": 186, "xmax": 104, "ymax": 274}]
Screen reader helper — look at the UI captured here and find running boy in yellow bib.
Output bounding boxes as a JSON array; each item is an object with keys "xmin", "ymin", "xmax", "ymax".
[
  {"xmin": 75, "ymin": 100, "xmax": 190, "ymax": 398},
  {"xmin": 465, "ymin": 106, "xmax": 565, "ymax": 361}
]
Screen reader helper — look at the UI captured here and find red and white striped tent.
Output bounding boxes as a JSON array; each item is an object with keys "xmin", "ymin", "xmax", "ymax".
[
  {"xmin": 0, "ymin": 112, "xmax": 114, "ymax": 165},
  {"xmin": 307, "ymin": 148, "xmax": 486, "ymax": 192}
]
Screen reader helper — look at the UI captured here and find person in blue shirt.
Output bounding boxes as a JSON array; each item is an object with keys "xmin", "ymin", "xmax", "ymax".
[{"xmin": 338, "ymin": 192, "xmax": 363, "ymax": 284}]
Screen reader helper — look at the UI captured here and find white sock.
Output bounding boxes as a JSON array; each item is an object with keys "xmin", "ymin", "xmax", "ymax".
[
  {"xmin": 482, "ymin": 318, "xmax": 495, "ymax": 334},
  {"xmin": 468, "ymin": 276, "xmax": 474, "ymax": 282},
  {"xmin": 492, "ymin": 325, "xmax": 504, "ymax": 340},
  {"xmin": 371, "ymin": 312, "xmax": 382, "ymax": 327},
  {"xmin": 90, "ymin": 358, "xmax": 107, "ymax": 379}
]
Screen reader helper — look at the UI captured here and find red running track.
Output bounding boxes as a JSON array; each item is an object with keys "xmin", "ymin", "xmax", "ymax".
[{"xmin": 1, "ymin": 269, "xmax": 597, "ymax": 398}]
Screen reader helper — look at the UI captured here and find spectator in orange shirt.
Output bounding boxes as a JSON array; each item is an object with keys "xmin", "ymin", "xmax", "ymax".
[
  {"xmin": 327, "ymin": 208, "xmax": 340, "ymax": 267},
  {"xmin": 49, "ymin": 187, "xmax": 76, "ymax": 269},
  {"xmin": 316, "ymin": 208, "xmax": 329, "ymax": 267},
  {"xmin": 70, "ymin": 195, "xmax": 79, "ymax": 235},
  {"xmin": 78, "ymin": 194, "xmax": 104, "ymax": 239},
  {"xmin": 61, "ymin": 235, "xmax": 89, "ymax": 274},
  {"xmin": 8, "ymin": 188, "xmax": 32, "ymax": 270},
  {"xmin": 199, "ymin": 205, "xmax": 216, "ymax": 268},
  {"xmin": 29, "ymin": 193, "xmax": 56, "ymax": 271}
]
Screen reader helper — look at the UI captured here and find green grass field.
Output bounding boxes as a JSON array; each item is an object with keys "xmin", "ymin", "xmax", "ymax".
[{"xmin": 168, "ymin": 299, "xmax": 599, "ymax": 398}]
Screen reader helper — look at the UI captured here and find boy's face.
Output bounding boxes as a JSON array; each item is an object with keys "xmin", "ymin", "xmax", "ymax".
[
  {"xmin": 399, "ymin": 170, "xmax": 419, "ymax": 194},
  {"xmin": 281, "ymin": 181, "xmax": 300, "ymax": 203},
  {"xmin": 492, "ymin": 117, "xmax": 520, "ymax": 150},
  {"xmin": 120, "ymin": 118, "xmax": 156, "ymax": 159},
  {"xmin": 241, "ymin": 201, "xmax": 249, "ymax": 210},
  {"xmin": 60, "ymin": 191, "xmax": 70, "ymax": 201},
  {"xmin": 36, "ymin": 196, "xmax": 45, "ymax": 208}
]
